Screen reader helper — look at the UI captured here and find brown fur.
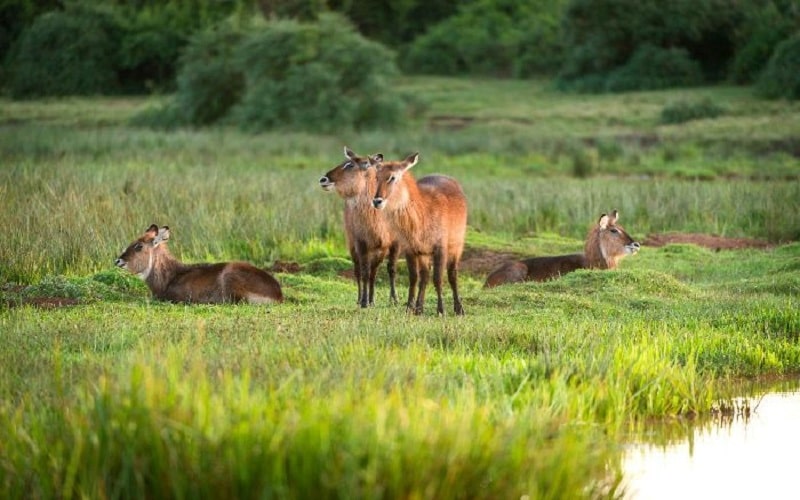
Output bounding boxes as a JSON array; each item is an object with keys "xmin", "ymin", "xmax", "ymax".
[
  {"xmin": 115, "ymin": 224, "xmax": 283, "ymax": 304},
  {"xmin": 484, "ymin": 210, "xmax": 639, "ymax": 288},
  {"xmin": 319, "ymin": 147, "xmax": 401, "ymax": 307},
  {"xmin": 372, "ymin": 153, "xmax": 467, "ymax": 316}
]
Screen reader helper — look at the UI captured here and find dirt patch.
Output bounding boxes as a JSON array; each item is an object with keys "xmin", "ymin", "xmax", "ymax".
[
  {"xmin": 338, "ymin": 269, "xmax": 355, "ymax": 280},
  {"xmin": 270, "ymin": 261, "xmax": 303, "ymax": 274},
  {"xmin": 428, "ymin": 115, "xmax": 476, "ymax": 131},
  {"xmin": 4, "ymin": 296, "xmax": 81, "ymax": 309},
  {"xmin": 642, "ymin": 233, "xmax": 774, "ymax": 251}
]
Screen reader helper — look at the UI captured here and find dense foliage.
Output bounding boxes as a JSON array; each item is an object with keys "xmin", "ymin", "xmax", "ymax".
[
  {"xmin": 404, "ymin": 0, "xmax": 566, "ymax": 77},
  {"xmin": 7, "ymin": 7, "xmax": 120, "ymax": 98},
  {"xmin": 659, "ymin": 98, "xmax": 725, "ymax": 125},
  {"xmin": 3, "ymin": 0, "xmax": 800, "ymax": 98},
  {"xmin": 328, "ymin": 0, "xmax": 459, "ymax": 49},
  {"xmin": 756, "ymin": 34, "xmax": 800, "ymax": 100},
  {"xmin": 3, "ymin": 0, "xmax": 249, "ymax": 96},
  {"xmin": 729, "ymin": 0, "xmax": 800, "ymax": 84},
  {"xmin": 138, "ymin": 14, "xmax": 407, "ymax": 132}
]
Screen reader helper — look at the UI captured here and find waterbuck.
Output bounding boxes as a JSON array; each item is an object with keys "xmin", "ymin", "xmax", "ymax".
[
  {"xmin": 319, "ymin": 147, "xmax": 401, "ymax": 307},
  {"xmin": 484, "ymin": 210, "xmax": 640, "ymax": 288},
  {"xmin": 372, "ymin": 152, "xmax": 467, "ymax": 316},
  {"xmin": 116, "ymin": 224, "xmax": 283, "ymax": 304}
]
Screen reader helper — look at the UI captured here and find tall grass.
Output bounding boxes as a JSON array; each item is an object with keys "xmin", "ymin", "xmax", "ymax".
[{"xmin": 1, "ymin": 130, "xmax": 798, "ymax": 282}]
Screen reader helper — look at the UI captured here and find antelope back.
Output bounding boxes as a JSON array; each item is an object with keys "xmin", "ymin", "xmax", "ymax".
[{"xmin": 584, "ymin": 210, "xmax": 640, "ymax": 269}]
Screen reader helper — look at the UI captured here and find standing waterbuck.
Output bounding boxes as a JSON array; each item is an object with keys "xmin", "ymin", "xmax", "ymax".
[
  {"xmin": 484, "ymin": 210, "xmax": 640, "ymax": 288},
  {"xmin": 115, "ymin": 224, "xmax": 283, "ymax": 304},
  {"xmin": 319, "ymin": 146, "xmax": 401, "ymax": 307},
  {"xmin": 372, "ymin": 152, "xmax": 467, "ymax": 316}
]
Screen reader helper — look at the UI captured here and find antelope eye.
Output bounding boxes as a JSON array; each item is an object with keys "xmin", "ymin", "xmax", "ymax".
[
  {"xmin": 134, "ymin": 243, "xmax": 144, "ymax": 251},
  {"xmin": 343, "ymin": 161, "xmax": 353, "ymax": 169},
  {"xmin": 388, "ymin": 175, "xmax": 396, "ymax": 183},
  {"xmin": 610, "ymin": 228, "xmax": 619, "ymax": 234}
]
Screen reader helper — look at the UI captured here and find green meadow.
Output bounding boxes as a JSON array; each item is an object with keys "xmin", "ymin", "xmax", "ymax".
[{"xmin": 1, "ymin": 78, "xmax": 799, "ymax": 498}]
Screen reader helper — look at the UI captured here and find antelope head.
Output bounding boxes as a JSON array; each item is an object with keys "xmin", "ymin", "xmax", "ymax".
[
  {"xmin": 116, "ymin": 224, "xmax": 171, "ymax": 279},
  {"xmin": 319, "ymin": 146, "xmax": 383, "ymax": 196},
  {"xmin": 372, "ymin": 152, "xmax": 419, "ymax": 210},
  {"xmin": 597, "ymin": 210, "xmax": 640, "ymax": 258}
]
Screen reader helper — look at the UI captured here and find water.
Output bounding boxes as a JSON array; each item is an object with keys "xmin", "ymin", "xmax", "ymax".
[{"xmin": 622, "ymin": 385, "xmax": 800, "ymax": 499}]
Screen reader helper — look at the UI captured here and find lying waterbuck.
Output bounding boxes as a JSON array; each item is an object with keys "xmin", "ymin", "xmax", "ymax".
[
  {"xmin": 372, "ymin": 152, "xmax": 467, "ymax": 316},
  {"xmin": 319, "ymin": 146, "xmax": 401, "ymax": 307},
  {"xmin": 116, "ymin": 224, "xmax": 283, "ymax": 304},
  {"xmin": 484, "ymin": 210, "xmax": 640, "ymax": 288}
]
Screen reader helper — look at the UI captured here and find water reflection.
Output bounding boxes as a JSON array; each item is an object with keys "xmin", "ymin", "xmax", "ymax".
[{"xmin": 622, "ymin": 382, "xmax": 800, "ymax": 499}]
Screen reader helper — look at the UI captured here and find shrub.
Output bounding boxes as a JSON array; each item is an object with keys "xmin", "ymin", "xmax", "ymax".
[
  {"xmin": 605, "ymin": 45, "xmax": 704, "ymax": 92},
  {"xmin": 557, "ymin": 0, "xmax": 744, "ymax": 91},
  {"xmin": 659, "ymin": 98, "xmax": 725, "ymax": 125},
  {"xmin": 7, "ymin": 6, "xmax": 121, "ymax": 98},
  {"xmin": 114, "ymin": 0, "xmax": 253, "ymax": 93},
  {"xmin": 172, "ymin": 25, "xmax": 247, "ymax": 126},
  {"xmin": 756, "ymin": 34, "xmax": 800, "ymax": 100},
  {"xmin": 229, "ymin": 13, "xmax": 405, "ymax": 132},
  {"xmin": 138, "ymin": 13, "xmax": 408, "ymax": 132},
  {"xmin": 116, "ymin": 15, "xmax": 186, "ymax": 93},
  {"xmin": 403, "ymin": 0, "xmax": 566, "ymax": 78},
  {"xmin": 330, "ymin": 0, "xmax": 459, "ymax": 49},
  {"xmin": 729, "ymin": 2, "xmax": 798, "ymax": 84}
]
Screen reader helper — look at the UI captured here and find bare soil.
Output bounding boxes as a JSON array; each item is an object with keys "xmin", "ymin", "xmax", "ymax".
[
  {"xmin": 3, "ymin": 296, "xmax": 81, "ymax": 309},
  {"xmin": 641, "ymin": 232, "xmax": 774, "ymax": 251},
  {"xmin": 270, "ymin": 260, "xmax": 303, "ymax": 274}
]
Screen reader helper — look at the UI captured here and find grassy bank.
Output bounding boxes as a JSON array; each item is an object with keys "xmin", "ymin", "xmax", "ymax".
[{"xmin": 1, "ymin": 78, "xmax": 799, "ymax": 497}]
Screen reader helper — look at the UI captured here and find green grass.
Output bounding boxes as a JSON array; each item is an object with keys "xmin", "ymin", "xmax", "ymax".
[{"xmin": 1, "ymin": 77, "xmax": 799, "ymax": 498}]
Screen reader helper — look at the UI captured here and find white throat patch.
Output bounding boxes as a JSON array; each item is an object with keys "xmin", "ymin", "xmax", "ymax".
[{"xmin": 137, "ymin": 252, "xmax": 154, "ymax": 281}]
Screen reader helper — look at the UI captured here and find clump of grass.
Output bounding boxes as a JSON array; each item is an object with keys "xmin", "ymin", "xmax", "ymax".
[
  {"xmin": 0, "ymin": 353, "xmax": 621, "ymax": 499},
  {"xmin": 660, "ymin": 98, "xmax": 725, "ymax": 125},
  {"xmin": 1, "ymin": 272, "xmax": 146, "ymax": 307}
]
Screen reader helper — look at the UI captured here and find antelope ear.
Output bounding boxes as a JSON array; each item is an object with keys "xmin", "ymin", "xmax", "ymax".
[
  {"xmin": 144, "ymin": 224, "xmax": 159, "ymax": 238},
  {"xmin": 609, "ymin": 209, "xmax": 619, "ymax": 224},
  {"xmin": 153, "ymin": 226, "xmax": 171, "ymax": 246},
  {"xmin": 344, "ymin": 146, "xmax": 356, "ymax": 159},
  {"xmin": 598, "ymin": 214, "xmax": 609, "ymax": 229},
  {"xmin": 403, "ymin": 152, "xmax": 420, "ymax": 171},
  {"xmin": 365, "ymin": 153, "xmax": 383, "ymax": 169}
]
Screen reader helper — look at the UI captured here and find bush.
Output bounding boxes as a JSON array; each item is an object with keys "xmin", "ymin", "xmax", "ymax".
[
  {"xmin": 756, "ymin": 34, "xmax": 800, "ymax": 100},
  {"xmin": 605, "ymin": 45, "xmax": 704, "ymax": 92},
  {"xmin": 230, "ymin": 14, "xmax": 405, "ymax": 132},
  {"xmin": 329, "ymin": 0, "xmax": 459, "ymax": 50},
  {"xmin": 557, "ymin": 0, "xmax": 744, "ymax": 91},
  {"xmin": 659, "ymin": 98, "xmax": 725, "ymax": 124},
  {"xmin": 729, "ymin": 2, "xmax": 798, "ymax": 84},
  {"xmin": 138, "ymin": 13, "xmax": 408, "ymax": 132},
  {"xmin": 7, "ymin": 6, "xmax": 121, "ymax": 98},
  {"xmin": 173, "ymin": 25, "xmax": 247, "ymax": 126},
  {"xmin": 116, "ymin": 15, "xmax": 186, "ymax": 93},
  {"xmin": 114, "ymin": 0, "xmax": 253, "ymax": 93},
  {"xmin": 403, "ymin": 0, "xmax": 566, "ymax": 78}
]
